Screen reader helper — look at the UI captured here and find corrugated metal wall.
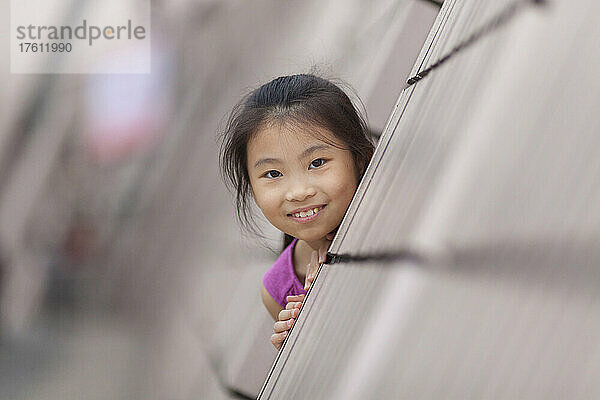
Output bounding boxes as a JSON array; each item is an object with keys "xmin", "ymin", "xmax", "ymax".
[{"xmin": 260, "ymin": 1, "xmax": 600, "ymax": 398}]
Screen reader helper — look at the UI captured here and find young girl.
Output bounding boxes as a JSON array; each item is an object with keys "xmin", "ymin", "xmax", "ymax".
[{"xmin": 219, "ymin": 74, "xmax": 374, "ymax": 350}]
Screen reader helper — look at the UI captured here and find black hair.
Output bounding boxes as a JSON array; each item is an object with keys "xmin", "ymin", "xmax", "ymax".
[{"xmin": 219, "ymin": 73, "xmax": 374, "ymax": 251}]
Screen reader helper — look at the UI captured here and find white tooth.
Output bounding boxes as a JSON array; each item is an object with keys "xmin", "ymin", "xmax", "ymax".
[
  {"xmin": 313, "ymin": 208, "xmax": 318, "ymax": 213},
  {"xmin": 307, "ymin": 209, "xmax": 314, "ymax": 216},
  {"xmin": 299, "ymin": 211, "xmax": 308, "ymax": 217}
]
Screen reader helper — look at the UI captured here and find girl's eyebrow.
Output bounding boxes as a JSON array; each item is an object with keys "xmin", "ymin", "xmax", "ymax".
[
  {"xmin": 253, "ymin": 157, "xmax": 279, "ymax": 169},
  {"xmin": 253, "ymin": 144, "xmax": 331, "ymax": 169},
  {"xmin": 300, "ymin": 144, "xmax": 330, "ymax": 159}
]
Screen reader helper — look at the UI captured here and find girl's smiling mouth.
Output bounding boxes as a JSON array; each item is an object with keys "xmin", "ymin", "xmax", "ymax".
[{"xmin": 287, "ymin": 205, "xmax": 326, "ymax": 223}]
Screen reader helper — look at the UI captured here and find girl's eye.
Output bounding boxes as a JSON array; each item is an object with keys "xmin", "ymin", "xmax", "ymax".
[
  {"xmin": 264, "ymin": 170, "xmax": 282, "ymax": 179},
  {"xmin": 309, "ymin": 158, "xmax": 326, "ymax": 169}
]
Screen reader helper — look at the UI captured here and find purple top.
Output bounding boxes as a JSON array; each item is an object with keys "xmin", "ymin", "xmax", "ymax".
[{"xmin": 263, "ymin": 238, "xmax": 307, "ymax": 308}]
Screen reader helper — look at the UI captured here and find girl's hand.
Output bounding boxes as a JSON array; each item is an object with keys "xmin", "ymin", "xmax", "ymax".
[
  {"xmin": 271, "ymin": 294, "xmax": 304, "ymax": 350},
  {"xmin": 274, "ymin": 232, "xmax": 335, "ymax": 350},
  {"xmin": 304, "ymin": 245, "xmax": 328, "ymax": 290}
]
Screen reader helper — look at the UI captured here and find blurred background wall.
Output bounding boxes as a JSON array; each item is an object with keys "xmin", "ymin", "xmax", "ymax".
[{"xmin": 0, "ymin": 1, "xmax": 439, "ymax": 398}]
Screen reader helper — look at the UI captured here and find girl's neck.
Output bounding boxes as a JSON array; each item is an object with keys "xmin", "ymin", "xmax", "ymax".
[{"xmin": 303, "ymin": 237, "xmax": 331, "ymax": 252}]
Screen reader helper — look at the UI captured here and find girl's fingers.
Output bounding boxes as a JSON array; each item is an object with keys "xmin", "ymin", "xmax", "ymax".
[
  {"xmin": 274, "ymin": 319, "xmax": 294, "ymax": 333},
  {"xmin": 304, "ymin": 244, "xmax": 331, "ymax": 290},
  {"xmin": 304, "ymin": 251, "xmax": 318, "ymax": 289},
  {"xmin": 286, "ymin": 301, "xmax": 302, "ymax": 310},
  {"xmin": 318, "ymin": 246, "xmax": 327, "ymax": 264},
  {"xmin": 278, "ymin": 308, "xmax": 299, "ymax": 321},
  {"xmin": 304, "ymin": 276, "xmax": 315, "ymax": 290},
  {"xmin": 271, "ymin": 331, "xmax": 287, "ymax": 349},
  {"xmin": 304, "ymin": 250, "xmax": 321, "ymax": 289},
  {"xmin": 286, "ymin": 294, "xmax": 305, "ymax": 303}
]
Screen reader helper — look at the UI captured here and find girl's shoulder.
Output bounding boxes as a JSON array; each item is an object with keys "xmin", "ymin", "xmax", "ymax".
[{"xmin": 262, "ymin": 238, "xmax": 307, "ymax": 308}]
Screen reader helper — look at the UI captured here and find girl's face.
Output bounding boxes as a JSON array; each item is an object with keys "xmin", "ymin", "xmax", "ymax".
[{"xmin": 247, "ymin": 123, "xmax": 359, "ymax": 243}]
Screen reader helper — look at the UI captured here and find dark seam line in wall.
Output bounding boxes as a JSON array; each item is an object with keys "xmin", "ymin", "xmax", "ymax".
[
  {"xmin": 225, "ymin": 387, "xmax": 255, "ymax": 400},
  {"xmin": 326, "ymin": 250, "xmax": 424, "ymax": 265},
  {"xmin": 421, "ymin": 0, "xmax": 444, "ymax": 8},
  {"xmin": 406, "ymin": 0, "xmax": 548, "ymax": 87}
]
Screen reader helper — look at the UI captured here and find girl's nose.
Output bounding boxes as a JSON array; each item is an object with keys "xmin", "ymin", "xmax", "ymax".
[{"xmin": 285, "ymin": 178, "xmax": 317, "ymax": 202}]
